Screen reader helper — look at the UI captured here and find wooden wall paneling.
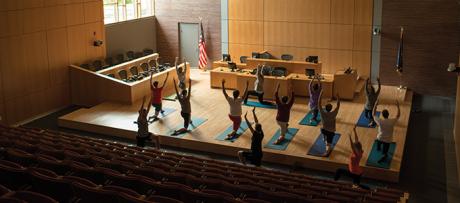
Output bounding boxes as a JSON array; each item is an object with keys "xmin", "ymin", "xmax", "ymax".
[
  {"xmin": 354, "ymin": 0, "xmax": 373, "ymax": 25},
  {"xmin": 5, "ymin": 0, "xmax": 24, "ymax": 11},
  {"xmin": 0, "ymin": 12, "xmax": 7, "ymax": 38},
  {"xmin": 45, "ymin": 0, "xmax": 71, "ymax": 7},
  {"xmin": 311, "ymin": 0, "xmax": 331, "ymax": 23},
  {"xmin": 228, "ymin": 0, "xmax": 263, "ymax": 21},
  {"xmin": 287, "ymin": 0, "xmax": 311, "ymax": 22},
  {"xmin": 228, "ymin": 43, "xmax": 264, "ymax": 63},
  {"xmin": 67, "ymin": 24, "xmax": 88, "ymax": 64},
  {"xmin": 6, "ymin": 11, "xmax": 24, "ymax": 36},
  {"xmin": 46, "ymin": 5, "xmax": 67, "ymax": 30},
  {"xmin": 291, "ymin": 23, "xmax": 312, "ymax": 48},
  {"xmin": 228, "ymin": 20, "xmax": 263, "ymax": 45},
  {"xmin": 291, "ymin": 47, "xmax": 330, "ymax": 72},
  {"xmin": 66, "ymin": 3, "xmax": 85, "ymax": 26},
  {"xmin": 263, "ymin": 45, "xmax": 298, "ymax": 60},
  {"xmin": 310, "ymin": 23, "xmax": 330, "ymax": 49},
  {"xmin": 47, "ymin": 28, "xmax": 70, "ymax": 85},
  {"xmin": 264, "ymin": 0, "xmax": 308, "ymax": 22},
  {"xmin": 263, "ymin": 0, "xmax": 282, "ymax": 21},
  {"xmin": 330, "ymin": 24, "xmax": 353, "ymax": 50},
  {"xmin": 2, "ymin": 36, "xmax": 27, "ymax": 101},
  {"xmin": 263, "ymin": 22, "xmax": 290, "ymax": 46},
  {"xmin": 353, "ymin": 25, "xmax": 371, "ymax": 51},
  {"xmin": 352, "ymin": 51, "xmax": 371, "ymax": 77},
  {"xmin": 330, "ymin": 0, "xmax": 355, "ymax": 25},
  {"xmin": 23, "ymin": 32, "xmax": 50, "ymax": 94},
  {"xmin": 23, "ymin": 0, "xmax": 44, "ymax": 9},
  {"xmin": 46, "ymin": 83, "xmax": 70, "ymax": 111},
  {"xmin": 4, "ymin": 96, "xmax": 28, "ymax": 124},
  {"xmin": 23, "ymin": 7, "xmax": 46, "ymax": 33},
  {"xmin": 84, "ymin": 1, "xmax": 103, "ymax": 23},
  {"xmin": 329, "ymin": 50, "xmax": 353, "ymax": 73}
]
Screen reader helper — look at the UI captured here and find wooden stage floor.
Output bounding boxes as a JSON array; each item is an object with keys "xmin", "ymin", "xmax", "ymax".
[{"xmin": 59, "ymin": 70, "xmax": 413, "ymax": 182}]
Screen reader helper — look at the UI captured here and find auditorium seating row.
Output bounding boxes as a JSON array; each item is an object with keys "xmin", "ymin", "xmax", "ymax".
[
  {"xmin": 80, "ymin": 49, "xmax": 155, "ymax": 72},
  {"xmin": 0, "ymin": 126, "xmax": 408, "ymax": 203}
]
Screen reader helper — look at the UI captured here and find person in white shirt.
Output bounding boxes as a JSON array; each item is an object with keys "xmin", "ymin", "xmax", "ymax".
[
  {"xmin": 373, "ymin": 99, "xmax": 400, "ymax": 163},
  {"xmin": 222, "ymin": 79, "xmax": 248, "ymax": 139},
  {"xmin": 243, "ymin": 65, "xmax": 272, "ymax": 105}
]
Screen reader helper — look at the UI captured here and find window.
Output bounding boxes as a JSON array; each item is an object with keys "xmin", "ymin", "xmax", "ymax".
[{"xmin": 103, "ymin": 0, "xmax": 154, "ymax": 24}]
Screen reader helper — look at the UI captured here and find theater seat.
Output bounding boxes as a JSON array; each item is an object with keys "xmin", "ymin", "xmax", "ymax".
[
  {"xmin": 118, "ymin": 70, "xmax": 129, "ymax": 81},
  {"xmin": 146, "ymin": 195, "xmax": 183, "ymax": 203},
  {"xmin": 72, "ymin": 182, "xmax": 118, "ymax": 203},
  {"xmin": 126, "ymin": 51, "xmax": 135, "ymax": 61},
  {"xmin": 6, "ymin": 191, "xmax": 58, "ymax": 203},
  {"xmin": 28, "ymin": 168, "xmax": 74, "ymax": 203},
  {"xmin": 5, "ymin": 149, "xmax": 35, "ymax": 167}
]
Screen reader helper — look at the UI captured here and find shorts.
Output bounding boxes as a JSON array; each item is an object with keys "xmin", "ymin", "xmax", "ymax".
[
  {"xmin": 152, "ymin": 103, "xmax": 162, "ymax": 112},
  {"xmin": 242, "ymin": 151, "xmax": 262, "ymax": 166}
]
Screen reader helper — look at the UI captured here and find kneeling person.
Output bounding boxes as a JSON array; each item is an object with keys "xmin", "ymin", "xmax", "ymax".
[
  {"xmin": 137, "ymin": 96, "xmax": 160, "ymax": 149},
  {"xmin": 238, "ymin": 107, "xmax": 264, "ymax": 167}
]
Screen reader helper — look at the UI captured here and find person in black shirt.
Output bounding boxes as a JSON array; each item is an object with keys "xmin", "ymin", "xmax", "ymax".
[{"xmin": 238, "ymin": 107, "xmax": 264, "ymax": 167}]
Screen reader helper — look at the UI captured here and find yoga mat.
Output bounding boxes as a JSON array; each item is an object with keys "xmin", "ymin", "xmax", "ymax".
[
  {"xmin": 215, "ymin": 122, "xmax": 251, "ymax": 142},
  {"xmin": 264, "ymin": 128, "xmax": 299, "ymax": 150},
  {"xmin": 163, "ymin": 94, "xmax": 176, "ymax": 101},
  {"xmin": 307, "ymin": 133, "xmax": 341, "ymax": 157},
  {"xmin": 299, "ymin": 111, "xmax": 322, "ymax": 126},
  {"xmin": 244, "ymin": 101, "xmax": 277, "ymax": 109},
  {"xmin": 366, "ymin": 140, "xmax": 396, "ymax": 169},
  {"xmin": 148, "ymin": 108, "xmax": 176, "ymax": 123},
  {"xmin": 168, "ymin": 117, "xmax": 207, "ymax": 138},
  {"xmin": 356, "ymin": 111, "xmax": 380, "ymax": 128}
]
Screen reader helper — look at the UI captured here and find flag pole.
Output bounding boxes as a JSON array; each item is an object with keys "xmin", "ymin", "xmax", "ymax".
[{"xmin": 396, "ymin": 27, "xmax": 406, "ymax": 90}]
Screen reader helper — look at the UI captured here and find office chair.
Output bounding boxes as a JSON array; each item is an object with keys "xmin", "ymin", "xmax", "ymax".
[
  {"xmin": 126, "ymin": 51, "xmax": 135, "ymax": 61},
  {"xmin": 240, "ymin": 56, "xmax": 248, "ymax": 63},
  {"xmin": 118, "ymin": 70, "xmax": 128, "ymax": 82}
]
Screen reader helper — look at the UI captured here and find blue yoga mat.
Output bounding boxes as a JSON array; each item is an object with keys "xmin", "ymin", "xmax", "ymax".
[
  {"xmin": 366, "ymin": 140, "xmax": 396, "ymax": 169},
  {"xmin": 307, "ymin": 133, "xmax": 341, "ymax": 157},
  {"xmin": 264, "ymin": 128, "xmax": 299, "ymax": 150},
  {"xmin": 299, "ymin": 111, "xmax": 322, "ymax": 126},
  {"xmin": 148, "ymin": 108, "xmax": 176, "ymax": 123},
  {"xmin": 244, "ymin": 101, "xmax": 277, "ymax": 109},
  {"xmin": 215, "ymin": 122, "xmax": 251, "ymax": 142},
  {"xmin": 356, "ymin": 111, "xmax": 380, "ymax": 128},
  {"xmin": 168, "ymin": 117, "xmax": 207, "ymax": 138}
]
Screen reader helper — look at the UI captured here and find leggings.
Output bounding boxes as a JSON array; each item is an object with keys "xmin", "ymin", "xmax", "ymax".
[
  {"xmin": 377, "ymin": 140, "xmax": 390, "ymax": 156},
  {"xmin": 321, "ymin": 129, "xmax": 335, "ymax": 144},
  {"xmin": 334, "ymin": 168, "xmax": 370, "ymax": 190},
  {"xmin": 181, "ymin": 112, "xmax": 191, "ymax": 129},
  {"xmin": 277, "ymin": 121, "xmax": 288, "ymax": 137},
  {"xmin": 244, "ymin": 90, "xmax": 271, "ymax": 105},
  {"xmin": 364, "ymin": 109, "xmax": 374, "ymax": 122},
  {"xmin": 311, "ymin": 107, "xmax": 319, "ymax": 120},
  {"xmin": 228, "ymin": 115, "xmax": 242, "ymax": 131}
]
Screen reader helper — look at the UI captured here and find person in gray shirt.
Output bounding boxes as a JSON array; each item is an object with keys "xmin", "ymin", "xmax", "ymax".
[
  {"xmin": 319, "ymin": 92, "xmax": 341, "ymax": 156},
  {"xmin": 364, "ymin": 78, "xmax": 381, "ymax": 127},
  {"xmin": 172, "ymin": 78, "xmax": 192, "ymax": 135},
  {"xmin": 244, "ymin": 64, "xmax": 272, "ymax": 105},
  {"xmin": 136, "ymin": 96, "xmax": 160, "ymax": 149}
]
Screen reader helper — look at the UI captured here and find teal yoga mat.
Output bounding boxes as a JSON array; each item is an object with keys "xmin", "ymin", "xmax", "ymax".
[
  {"xmin": 356, "ymin": 111, "xmax": 380, "ymax": 128},
  {"xmin": 366, "ymin": 140, "xmax": 396, "ymax": 169},
  {"xmin": 264, "ymin": 128, "xmax": 299, "ymax": 150},
  {"xmin": 148, "ymin": 108, "xmax": 176, "ymax": 123},
  {"xmin": 299, "ymin": 111, "xmax": 321, "ymax": 126},
  {"xmin": 163, "ymin": 94, "xmax": 176, "ymax": 101},
  {"xmin": 244, "ymin": 101, "xmax": 277, "ymax": 109},
  {"xmin": 307, "ymin": 133, "xmax": 341, "ymax": 157},
  {"xmin": 168, "ymin": 117, "xmax": 207, "ymax": 138},
  {"xmin": 215, "ymin": 122, "xmax": 251, "ymax": 142}
]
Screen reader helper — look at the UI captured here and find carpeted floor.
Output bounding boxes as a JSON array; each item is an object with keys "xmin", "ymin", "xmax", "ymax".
[{"xmin": 24, "ymin": 94, "xmax": 460, "ymax": 203}]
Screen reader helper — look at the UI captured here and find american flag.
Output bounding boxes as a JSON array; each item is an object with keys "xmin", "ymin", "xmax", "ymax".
[{"xmin": 198, "ymin": 20, "xmax": 208, "ymax": 70}]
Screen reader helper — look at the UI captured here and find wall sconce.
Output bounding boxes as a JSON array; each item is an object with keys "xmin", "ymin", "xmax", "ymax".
[
  {"xmin": 447, "ymin": 63, "xmax": 459, "ymax": 72},
  {"xmin": 372, "ymin": 27, "xmax": 381, "ymax": 36}
]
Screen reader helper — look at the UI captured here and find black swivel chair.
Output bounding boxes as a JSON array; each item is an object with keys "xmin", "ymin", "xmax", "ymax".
[
  {"xmin": 118, "ymin": 70, "xmax": 128, "ymax": 82},
  {"xmin": 92, "ymin": 60, "xmax": 103, "ymax": 71},
  {"xmin": 115, "ymin": 54, "xmax": 125, "ymax": 64},
  {"xmin": 140, "ymin": 63, "xmax": 150, "ymax": 77},
  {"xmin": 281, "ymin": 54, "xmax": 293, "ymax": 61},
  {"xmin": 129, "ymin": 66, "xmax": 143, "ymax": 80},
  {"xmin": 143, "ymin": 48, "xmax": 154, "ymax": 56},
  {"xmin": 272, "ymin": 67, "xmax": 287, "ymax": 77},
  {"xmin": 134, "ymin": 52, "xmax": 143, "ymax": 59},
  {"xmin": 126, "ymin": 51, "xmax": 135, "ymax": 61},
  {"xmin": 80, "ymin": 64, "xmax": 90, "ymax": 70},
  {"xmin": 104, "ymin": 57, "xmax": 114, "ymax": 67},
  {"xmin": 260, "ymin": 52, "xmax": 271, "ymax": 59},
  {"xmin": 240, "ymin": 56, "xmax": 248, "ymax": 64}
]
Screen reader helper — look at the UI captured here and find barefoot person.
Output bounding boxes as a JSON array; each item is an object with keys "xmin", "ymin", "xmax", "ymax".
[
  {"xmin": 238, "ymin": 107, "xmax": 264, "ymax": 167},
  {"xmin": 364, "ymin": 78, "xmax": 381, "ymax": 127},
  {"xmin": 244, "ymin": 65, "xmax": 272, "ymax": 105},
  {"xmin": 318, "ymin": 93, "xmax": 341, "ymax": 156},
  {"xmin": 149, "ymin": 72, "xmax": 169, "ymax": 121},
  {"xmin": 175, "ymin": 58, "xmax": 187, "ymax": 91},
  {"xmin": 334, "ymin": 125, "xmax": 370, "ymax": 190},
  {"xmin": 308, "ymin": 75, "xmax": 322, "ymax": 123},
  {"xmin": 172, "ymin": 78, "xmax": 192, "ymax": 135},
  {"xmin": 136, "ymin": 96, "xmax": 160, "ymax": 149},
  {"xmin": 274, "ymin": 83, "xmax": 295, "ymax": 145},
  {"xmin": 222, "ymin": 79, "xmax": 249, "ymax": 139},
  {"xmin": 373, "ymin": 99, "xmax": 400, "ymax": 163}
]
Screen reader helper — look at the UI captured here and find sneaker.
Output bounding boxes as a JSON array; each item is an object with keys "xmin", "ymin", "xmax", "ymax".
[{"xmin": 274, "ymin": 137, "xmax": 285, "ymax": 145}]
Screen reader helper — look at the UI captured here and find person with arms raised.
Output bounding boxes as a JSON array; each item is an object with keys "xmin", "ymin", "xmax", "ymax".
[
  {"xmin": 172, "ymin": 78, "xmax": 192, "ymax": 135},
  {"xmin": 149, "ymin": 72, "xmax": 169, "ymax": 121},
  {"xmin": 274, "ymin": 83, "xmax": 295, "ymax": 145},
  {"xmin": 238, "ymin": 107, "xmax": 264, "ymax": 167},
  {"xmin": 222, "ymin": 79, "xmax": 249, "ymax": 140}
]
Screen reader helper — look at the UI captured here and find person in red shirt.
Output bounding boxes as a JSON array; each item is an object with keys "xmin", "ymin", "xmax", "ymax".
[
  {"xmin": 334, "ymin": 125, "xmax": 370, "ymax": 190},
  {"xmin": 274, "ymin": 83, "xmax": 295, "ymax": 145},
  {"xmin": 149, "ymin": 72, "xmax": 169, "ymax": 121}
]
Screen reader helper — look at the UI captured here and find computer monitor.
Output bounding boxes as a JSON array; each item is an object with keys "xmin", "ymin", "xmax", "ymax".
[
  {"xmin": 306, "ymin": 56, "xmax": 319, "ymax": 63},
  {"xmin": 305, "ymin": 68, "xmax": 315, "ymax": 77},
  {"xmin": 228, "ymin": 62, "xmax": 237, "ymax": 72},
  {"xmin": 252, "ymin": 52, "xmax": 260, "ymax": 58},
  {"xmin": 222, "ymin": 54, "xmax": 231, "ymax": 62}
]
